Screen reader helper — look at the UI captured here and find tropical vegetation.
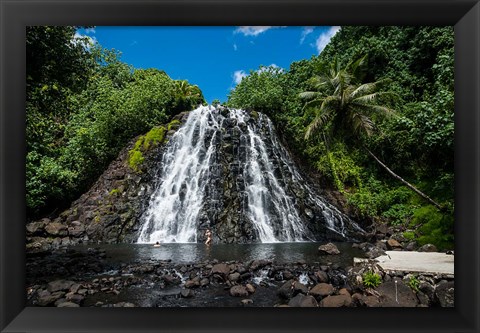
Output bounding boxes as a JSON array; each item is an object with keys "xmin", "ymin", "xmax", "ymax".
[
  {"xmin": 27, "ymin": 26, "xmax": 204, "ymax": 216},
  {"xmin": 227, "ymin": 27, "xmax": 454, "ymax": 249},
  {"xmin": 26, "ymin": 26, "xmax": 454, "ymax": 250}
]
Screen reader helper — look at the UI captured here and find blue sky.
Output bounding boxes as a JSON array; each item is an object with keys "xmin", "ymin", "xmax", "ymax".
[{"xmin": 77, "ymin": 26, "xmax": 340, "ymax": 103}]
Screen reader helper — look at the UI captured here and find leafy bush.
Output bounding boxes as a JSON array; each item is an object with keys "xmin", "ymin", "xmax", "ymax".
[
  {"xmin": 407, "ymin": 275, "xmax": 420, "ymax": 292},
  {"xmin": 411, "ymin": 205, "xmax": 454, "ymax": 250},
  {"xmin": 363, "ymin": 271, "xmax": 382, "ymax": 288}
]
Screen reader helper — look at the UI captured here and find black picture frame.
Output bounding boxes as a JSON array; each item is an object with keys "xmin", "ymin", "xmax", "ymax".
[{"xmin": 1, "ymin": 0, "xmax": 479, "ymax": 332}]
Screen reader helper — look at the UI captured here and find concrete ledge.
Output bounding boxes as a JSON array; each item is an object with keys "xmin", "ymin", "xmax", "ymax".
[{"xmin": 355, "ymin": 251, "xmax": 454, "ymax": 275}]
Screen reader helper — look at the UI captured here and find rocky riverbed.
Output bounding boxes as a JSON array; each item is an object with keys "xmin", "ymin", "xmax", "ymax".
[{"xmin": 26, "ymin": 242, "xmax": 454, "ymax": 308}]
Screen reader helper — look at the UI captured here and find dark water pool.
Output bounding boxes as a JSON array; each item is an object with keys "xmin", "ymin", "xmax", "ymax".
[
  {"xmin": 29, "ymin": 242, "xmax": 367, "ymax": 307},
  {"xmin": 71, "ymin": 242, "xmax": 364, "ymax": 267}
]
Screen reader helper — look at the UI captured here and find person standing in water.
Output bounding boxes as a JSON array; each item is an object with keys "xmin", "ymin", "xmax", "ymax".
[{"xmin": 205, "ymin": 229, "xmax": 212, "ymax": 245}]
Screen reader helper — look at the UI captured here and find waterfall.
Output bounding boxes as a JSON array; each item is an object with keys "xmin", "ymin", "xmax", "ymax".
[{"xmin": 137, "ymin": 105, "xmax": 362, "ymax": 244}]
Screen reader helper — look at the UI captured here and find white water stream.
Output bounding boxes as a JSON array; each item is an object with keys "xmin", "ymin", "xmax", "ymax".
[{"xmin": 137, "ymin": 106, "xmax": 360, "ymax": 244}]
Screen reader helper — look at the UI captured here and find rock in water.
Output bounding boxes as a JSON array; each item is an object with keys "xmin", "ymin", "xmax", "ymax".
[
  {"xmin": 211, "ymin": 263, "xmax": 230, "ymax": 277},
  {"xmin": 230, "ymin": 285, "xmax": 249, "ymax": 297},
  {"xmin": 318, "ymin": 243, "xmax": 341, "ymax": 255}
]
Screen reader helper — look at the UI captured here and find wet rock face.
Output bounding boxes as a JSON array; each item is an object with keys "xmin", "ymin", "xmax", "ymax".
[
  {"xmin": 138, "ymin": 107, "xmax": 364, "ymax": 244},
  {"xmin": 27, "ymin": 107, "xmax": 364, "ymax": 249}
]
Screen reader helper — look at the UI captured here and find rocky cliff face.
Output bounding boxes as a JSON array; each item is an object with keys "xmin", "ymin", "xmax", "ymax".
[
  {"xmin": 26, "ymin": 107, "xmax": 365, "ymax": 252},
  {"xmin": 26, "ymin": 112, "xmax": 189, "ymax": 252}
]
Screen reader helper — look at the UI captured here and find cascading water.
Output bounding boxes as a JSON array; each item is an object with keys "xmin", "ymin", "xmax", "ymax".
[{"xmin": 137, "ymin": 105, "xmax": 363, "ymax": 244}]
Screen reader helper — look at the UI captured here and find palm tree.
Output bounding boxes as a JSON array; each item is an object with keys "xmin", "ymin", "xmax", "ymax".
[
  {"xmin": 174, "ymin": 80, "xmax": 203, "ymax": 111},
  {"xmin": 300, "ymin": 56, "xmax": 442, "ymax": 210}
]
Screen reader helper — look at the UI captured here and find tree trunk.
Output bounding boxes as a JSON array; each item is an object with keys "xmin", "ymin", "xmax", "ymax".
[{"xmin": 365, "ymin": 148, "xmax": 442, "ymax": 210}]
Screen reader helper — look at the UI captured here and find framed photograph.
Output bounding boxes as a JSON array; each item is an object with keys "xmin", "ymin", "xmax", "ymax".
[{"xmin": 1, "ymin": 0, "xmax": 479, "ymax": 332}]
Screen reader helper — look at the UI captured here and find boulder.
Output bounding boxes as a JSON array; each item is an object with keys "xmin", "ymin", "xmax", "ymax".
[
  {"xmin": 318, "ymin": 243, "xmax": 340, "ymax": 255},
  {"xmin": 277, "ymin": 279, "xmax": 295, "ymax": 300},
  {"xmin": 245, "ymin": 284, "xmax": 255, "ymax": 294},
  {"xmin": 366, "ymin": 246, "xmax": 386, "ymax": 258},
  {"xmin": 249, "ymin": 259, "xmax": 271, "ymax": 271},
  {"xmin": 405, "ymin": 241, "xmax": 417, "ymax": 251},
  {"xmin": 338, "ymin": 288, "xmax": 351, "ymax": 296},
  {"xmin": 65, "ymin": 292, "xmax": 84, "ymax": 304},
  {"xmin": 241, "ymin": 299, "xmax": 253, "ymax": 306},
  {"xmin": 320, "ymin": 294, "xmax": 353, "ymax": 307},
  {"xmin": 230, "ymin": 285, "xmax": 249, "ymax": 297},
  {"xmin": 418, "ymin": 244, "xmax": 438, "ymax": 252},
  {"xmin": 47, "ymin": 280, "xmax": 75, "ymax": 292},
  {"xmin": 363, "ymin": 295, "xmax": 381, "ymax": 307},
  {"xmin": 291, "ymin": 281, "xmax": 308, "ymax": 295},
  {"xmin": 386, "ymin": 238, "xmax": 403, "ymax": 250},
  {"xmin": 57, "ymin": 301, "xmax": 80, "ymax": 307},
  {"xmin": 314, "ymin": 270, "xmax": 329, "ymax": 283},
  {"xmin": 68, "ymin": 224, "xmax": 86, "ymax": 237},
  {"xmin": 211, "ymin": 263, "xmax": 230, "ymax": 277},
  {"xmin": 180, "ymin": 289, "xmax": 195, "ymax": 298},
  {"xmin": 228, "ymin": 272, "xmax": 240, "ymax": 282},
  {"xmin": 36, "ymin": 290, "xmax": 64, "ymax": 306},
  {"xmin": 184, "ymin": 278, "xmax": 200, "ymax": 288},
  {"xmin": 435, "ymin": 280, "xmax": 454, "ymax": 307},
  {"xmin": 309, "ymin": 283, "xmax": 335, "ymax": 297},
  {"xmin": 376, "ymin": 224, "xmax": 389, "ymax": 235},
  {"xmin": 200, "ymin": 278, "xmax": 210, "ymax": 287},
  {"xmin": 288, "ymin": 294, "xmax": 318, "ymax": 307},
  {"xmin": 45, "ymin": 222, "xmax": 67, "ymax": 236},
  {"xmin": 375, "ymin": 279, "xmax": 418, "ymax": 307},
  {"xmin": 26, "ymin": 221, "xmax": 46, "ymax": 235}
]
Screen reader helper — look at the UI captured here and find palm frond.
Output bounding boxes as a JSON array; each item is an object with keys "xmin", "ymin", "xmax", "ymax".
[
  {"xmin": 305, "ymin": 109, "xmax": 333, "ymax": 140},
  {"xmin": 362, "ymin": 104, "xmax": 395, "ymax": 116},
  {"xmin": 299, "ymin": 91, "xmax": 321, "ymax": 100},
  {"xmin": 351, "ymin": 112, "xmax": 374, "ymax": 137},
  {"xmin": 301, "ymin": 98, "xmax": 325, "ymax": 112}
]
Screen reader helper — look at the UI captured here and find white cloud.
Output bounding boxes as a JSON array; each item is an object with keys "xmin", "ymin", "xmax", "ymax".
[
  {"xmin": 84, "ymin": 27, "xmax": 96, "ymax": 34},
  {"xmin": 315, "ymin": 26, "xmax": 340, "ymax": 54},
  {"xmin": 300, "ymin": 26, "xmax": 314, "ymax": 44},
  {"xmin": 258, "ymin": 64, "xmax": 284, "ymax": 73},
  {"xmin": 234, "ymin": 26, "xmax": 286, "ymax": 37},
  {"xmin": 233, "ymin": 70, "xmax": 247, "ymax": 84},
  {"xmin": 233, "ymin": 43, "xmax": 238, "ymax": 51},
  {"xmin": 232, "ymin": 64, "xmax": 284, "ymax": 86},
  {"xmin": 72, "ymin": 32, "xmax": 98, "ymax": 50}
]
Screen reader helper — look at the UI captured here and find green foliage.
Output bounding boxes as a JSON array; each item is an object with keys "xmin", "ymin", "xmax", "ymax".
[
  {"xmin": 167, "ymin": 119, "xmax": 181, "ymax": 131},
  {"xmin": 363, "ymin": 271, "xmax": 382, "ymax": 288},
  {"xmin": 402, "ymin": 231, "xmax": 416, "ymax": 241},
  {"xmin": 315, "ymin": 142, "xmax": 363, "ymax": 191},
  {"xmin": 26, "ymin": 27, "xmax": 205, "ymax": 216},
  {"xmin": 407, "ymin": 275, "xmax": 420, "ymax": 292},
  {"xmin": 227, "ymin": 65, "xmax": 286, "ymax": 117},
  {"xmin": 143, "ymin": 127, "xmax": 165, "ymax": 150},
  {"xmin": 410, "ymin": 205, "xmax": 454, "ymax": 250},
  {"xmin": 128, "ymin": 150, "xmax": 144, "ymax": 173},
  {"xmin": 128, "ymin": 126, "xmax": 166, "ymax": 172}
]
